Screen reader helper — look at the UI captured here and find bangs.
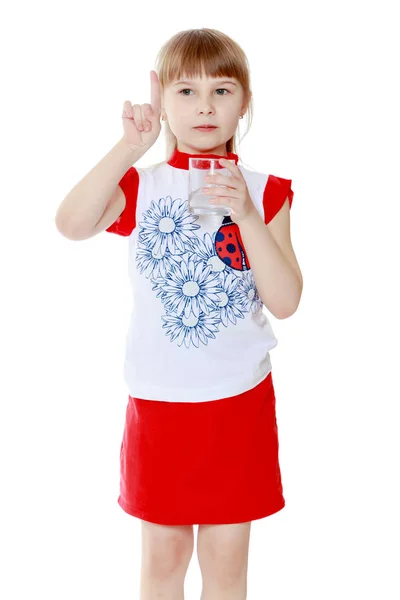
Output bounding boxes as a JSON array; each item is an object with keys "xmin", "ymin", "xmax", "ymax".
[{"xmin": 158, "ymin": 30, "xmax": 246, "ymax": 86}]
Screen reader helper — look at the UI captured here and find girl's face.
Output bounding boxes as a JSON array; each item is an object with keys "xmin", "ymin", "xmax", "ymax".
[{"xmin": 162, "ymin": 74, "xmax": 248, "ymax": 155}]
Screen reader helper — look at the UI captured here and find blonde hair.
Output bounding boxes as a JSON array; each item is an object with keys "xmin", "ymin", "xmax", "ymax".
[{"xmin": 154, "ymin": 28, "xmax": 254, "ymax": 165}]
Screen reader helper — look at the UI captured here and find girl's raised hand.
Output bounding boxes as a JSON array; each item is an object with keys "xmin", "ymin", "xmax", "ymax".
[{"xmin": 121, "ymin": 70, "xmax": 162, "ymax": 150}]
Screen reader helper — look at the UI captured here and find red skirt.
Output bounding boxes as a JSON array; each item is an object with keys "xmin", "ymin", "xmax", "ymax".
[{"xmin": 118, "ymin": 371, "xmax": 285, "ymax": 525}]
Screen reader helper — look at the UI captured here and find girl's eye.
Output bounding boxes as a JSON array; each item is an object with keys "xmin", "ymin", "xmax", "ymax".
[{"xmin": 179, "ymin": 88, "xmax": 229, "ymax": 96}]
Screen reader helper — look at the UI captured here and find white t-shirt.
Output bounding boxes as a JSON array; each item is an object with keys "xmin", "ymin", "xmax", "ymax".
[{"xmin": 106, "ymin": 148, "xmax": 294, "ymax": 403}]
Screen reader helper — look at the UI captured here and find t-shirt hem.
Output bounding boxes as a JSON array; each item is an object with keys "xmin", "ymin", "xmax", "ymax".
[{"xmin": 125, "ymin": 366, "xmax": 272, "ymax": 403}]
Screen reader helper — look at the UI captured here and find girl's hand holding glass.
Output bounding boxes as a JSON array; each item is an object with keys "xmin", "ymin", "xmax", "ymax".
[
  {"xmin": 188, "ymin": 157, "xmax": 235, "ymax": 216},
  {"xmin": 202, "ymin": 158, "xmax": 258, "ymax": 224}
]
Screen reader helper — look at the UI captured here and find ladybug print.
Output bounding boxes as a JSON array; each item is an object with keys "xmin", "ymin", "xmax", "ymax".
[{"xmin": 214, "ymin": 216, "xmax": 251, "ymax": 271}]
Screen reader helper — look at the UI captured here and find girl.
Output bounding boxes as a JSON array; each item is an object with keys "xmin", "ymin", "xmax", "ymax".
[{"xmin": 55, "ymin": 27, "xmax": 303, "ymax": 600}]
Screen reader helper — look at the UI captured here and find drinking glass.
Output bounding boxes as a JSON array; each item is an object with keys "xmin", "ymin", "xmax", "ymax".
[{"xmin": 188, "ymin": 157, "xmax": 234, "ymax": 216}]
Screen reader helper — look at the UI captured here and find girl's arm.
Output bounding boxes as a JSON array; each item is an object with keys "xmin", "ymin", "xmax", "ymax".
[
  {"xmin": 239, "ymin": 199, "xmax": 303, "ymax": 319},
  {"xmin": 55, "ymin": 138, "xmax": 145, "ymax": 239}
]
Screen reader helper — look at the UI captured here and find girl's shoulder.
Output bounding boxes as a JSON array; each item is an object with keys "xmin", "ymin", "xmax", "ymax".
[
  {"xmin": 239, "ymin": 161, "xmax": 293, "ymax": 199},
  {"xmin": 237, "ymin": 161, "xmax": 294, "ymax": 224}
]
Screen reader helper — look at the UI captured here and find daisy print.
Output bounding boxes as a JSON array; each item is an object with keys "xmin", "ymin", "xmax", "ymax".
[
  {"xmin": 162, "ymin": 309, "xmax": 221, "ymax": 348},
  {"xmin": 189, "ymin": 231, "xmax": 235, "ymax": 279},
  {"xmin": 217, "ymin": 270, "xmax": 248, "ymax": 327},
  {"xmin": 237, "ymin": 271, "xmax": 263, "ymax": 313},
  {"xmin": 151, "ymin": 252, "xmax": 223, "ymax": 319},
  {"xmin": 136, "ymin": 244, "xmax": 183, "ymax": 280},
  {"xmin": 138, "ymin": 196, "xmax": 200, "ymax": 256}
]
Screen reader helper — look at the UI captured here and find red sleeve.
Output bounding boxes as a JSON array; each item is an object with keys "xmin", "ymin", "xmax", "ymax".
[
  {"xmin": 262, "ymin": 175, "xmax": 294, "ymax": 225},
  {"xmin": 106, "ymin": 167, "xmax": 139, "ymax": 236}
]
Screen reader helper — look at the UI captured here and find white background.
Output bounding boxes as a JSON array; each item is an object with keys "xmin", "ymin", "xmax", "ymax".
[{"xmin": 1, "ymin": 0, "xmax": 399, "ymax": 598}]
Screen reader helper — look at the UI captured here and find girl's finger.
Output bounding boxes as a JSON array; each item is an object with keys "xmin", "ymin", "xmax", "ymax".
[
  {"xmin": 132, "ymin": 104, "xmax": 144, "ymax": 131},
  {"xmin": 203, "ymin": 186, "xmax": 239, "ymax": 197},
  {"xmin": 205, "ymin": 174, "xmax": 237, "ymax": 188},
  {"xmin": 150, "ymin": 70, "xmax": 161, "ymax": 116},
  {"xmin": 209, "ymin": 196, "xmax": 232, "ymax": 205},
  {"xmin": 219, "ymin": 158, "xmax": 243, "ymax": 180},
  {"xmin": 122, "ymin": 101, "xmax": 133, "ymax": 118},
  {"xmin": 141, "ymin": 103, "xmax": 153, "ymax": 130}
]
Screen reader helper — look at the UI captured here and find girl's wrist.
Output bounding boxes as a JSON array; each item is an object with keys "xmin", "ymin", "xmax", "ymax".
[{"xmin": 237, "ymin": 205, "xmax": 262, "ymax": 229}]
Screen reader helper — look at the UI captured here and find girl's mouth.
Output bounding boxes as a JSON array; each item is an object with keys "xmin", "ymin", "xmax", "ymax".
[{"xmin": 194, "ymin": 126, "xmax": 217, "ymax": 132}]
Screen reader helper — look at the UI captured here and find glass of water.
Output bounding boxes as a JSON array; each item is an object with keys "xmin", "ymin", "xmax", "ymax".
[{"xmin": 188, "ymin": 157, "xmax": 235, "ymax": 216}]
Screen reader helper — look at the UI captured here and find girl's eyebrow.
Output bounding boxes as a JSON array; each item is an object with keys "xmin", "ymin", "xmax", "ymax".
[{"xmin": 173, "ymin": 80, "xmax": 237, "ymax": 86}]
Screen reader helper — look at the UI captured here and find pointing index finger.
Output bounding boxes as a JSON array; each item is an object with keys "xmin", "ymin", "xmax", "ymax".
[{"xmin": 150, "ymin": 70, "xmax": 161, "ymax": 116}]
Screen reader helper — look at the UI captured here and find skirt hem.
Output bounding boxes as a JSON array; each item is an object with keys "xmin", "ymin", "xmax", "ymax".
[{"xmin": 117, "ymin": 495, "xmax": 285, "ymax": 525}]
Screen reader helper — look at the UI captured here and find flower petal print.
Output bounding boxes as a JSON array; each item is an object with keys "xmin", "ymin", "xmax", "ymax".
[
  {"xmin": 136, "ymin": 245, "xmax": 183, "ymax": 280},
  {"xmin": 162, "ymin": 310, "xmax": 221, "ymax": 348},
  {"xmin": 152, "ymin": 252, "xmax": 223, "ymax": 319},
  {"xmin": 138, "ymin": 196, "xmax": 200, "ymax": 257},
  {"xmin": 237, "ymin": 271, "xmax": 263, "ymax": 313},
  {"xmin": 217, "ymin": 271, "xmax": 247, "ymax": 327},
  {"xmin": 189, "ymin": 231, "xmax": 233, "ymax": 277}
]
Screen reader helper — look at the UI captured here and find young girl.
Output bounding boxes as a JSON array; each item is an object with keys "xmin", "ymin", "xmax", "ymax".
[{"xmin": 56, "ymin": 27, "xmax": 302, "ymax": 600}]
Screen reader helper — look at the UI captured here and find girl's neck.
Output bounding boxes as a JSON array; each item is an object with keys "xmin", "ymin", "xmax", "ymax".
[{"xmin": 176, "ymin": 143, "xmax": 229, "ymax": 157}]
